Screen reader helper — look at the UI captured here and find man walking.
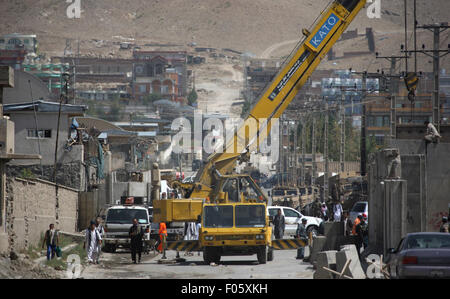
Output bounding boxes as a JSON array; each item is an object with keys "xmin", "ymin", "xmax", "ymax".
[
  {"xmin": 42, "ymin": 223, "xmax": 59, "ymax": 261},
  {"xmin": 440, "ymin": 216, "xmax": 449, "ymax": 233},
  {"xmin": 84, "ymin": 220, "xmax": 102, "ymax": 264},
  {"xmin": 95, "ymin": 217, "xmax": 105, "ymax": 264},
  {"xmin": 296, "ymin": 218, "xmax": 308, "ymax": 259},
  {"xmin": 273, "ymin": 209, "xmax": 285, "ymax": 239},
  {"xmin": 129, "ymin": 218, "xmax": 145, "ymax": 264}
]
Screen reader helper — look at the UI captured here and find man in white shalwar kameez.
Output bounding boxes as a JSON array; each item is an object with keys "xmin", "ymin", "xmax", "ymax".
[
  {"xmin": 183, "ymin": 222, "xmax": 198, "ymax": 256},
  {"xmin": 84, "ymin": 220, "xmax": 102, "ymax": 264},
  {"xmin": 333, "ymin": 202, "xmax": 343, "ymax": 222}
]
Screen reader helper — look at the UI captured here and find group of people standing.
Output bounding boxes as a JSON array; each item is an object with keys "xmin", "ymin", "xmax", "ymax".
[{"xmin": 83, "ymin": 217, "xmax": 149, "ymax": 265}]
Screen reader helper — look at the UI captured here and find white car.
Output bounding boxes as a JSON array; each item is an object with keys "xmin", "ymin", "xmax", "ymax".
[
  {"xmin": 267, "ymin": 206, "xmax": 323, "ymax": 238},
  {"xmin": 104, "ymin": 205, "xmax": 151, "ymax": 253}
]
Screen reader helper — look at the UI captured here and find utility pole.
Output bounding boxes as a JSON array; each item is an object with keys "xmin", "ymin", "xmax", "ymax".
[
  {"xmin": 293, "ymin": 120, "xmax": 298, "ymax": 186},
  {"xmin": 361, "ymin": 72, "xmax": 367, "ymax": 177},
  {"xmin": 351, "ymin": 70, "xmax": 393, "ymax": 175},
  {"xmin": 375, "ymin": 54, "xmax": 405, "ymax": 141},
  {"xmin": 311, "ymin": 115, "xmax": 316, "ymax": 186},
  {"xmin": 413, "ymin": 0, "xmax": 418, "ymax": 73},
  {"xmin": 301, "ymin": 119, "xmax": 306, "ymax": 187},
  {"xmin": 278, "ymin": 116, "xmax": 283, "ymax": 186},
  {"xmin": 404, "ymin": 0, "xmax": 409, "ymax": 74},
  {"xmin": 324, "ymin": 102, "xmax": 329, "ymax": 202},
  {"xmin": 403, "ymin": 23, "xmax": 450, "ymax": 132},
  {"xmin": 340, "ymin": 89, "xmax": 345, "ymax": 173}
]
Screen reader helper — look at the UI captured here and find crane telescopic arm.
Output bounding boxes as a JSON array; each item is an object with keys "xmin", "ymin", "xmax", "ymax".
[{"xmin": 193, "ymin": 0, "xmax": 367, "ymax": 195}]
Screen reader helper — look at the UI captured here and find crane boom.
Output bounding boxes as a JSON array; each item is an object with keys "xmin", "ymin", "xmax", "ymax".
[{"xmin": 193, "ymin": 0, "xmax": 367, "ymax": 193}]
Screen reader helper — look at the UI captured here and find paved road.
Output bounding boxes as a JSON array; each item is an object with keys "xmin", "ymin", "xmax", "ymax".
[{"xmin": 81, "ymin": 248, "xmax": 314, "ymax": 279}]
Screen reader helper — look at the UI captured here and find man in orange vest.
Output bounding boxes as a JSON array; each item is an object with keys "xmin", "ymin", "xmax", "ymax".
[{"xmin": 158, "ymin": 222, "xmax": 168, "ymax": 253}]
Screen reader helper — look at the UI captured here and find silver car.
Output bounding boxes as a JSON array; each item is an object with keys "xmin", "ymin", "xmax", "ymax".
[
  {"xmin": 388, "ymin": 233, "xmax": 450, "ymax": 279},
  {"xmin": 349, "ymin": 201, "xmax": 368, "ymax": 224}
]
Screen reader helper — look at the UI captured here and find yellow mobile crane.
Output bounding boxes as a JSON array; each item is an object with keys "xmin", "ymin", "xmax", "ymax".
[{"xmin": 154, "ymin": 0, "xmax": 367, "ymax": 264}]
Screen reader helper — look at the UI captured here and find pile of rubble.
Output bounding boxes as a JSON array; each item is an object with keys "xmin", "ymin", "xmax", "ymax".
[{"xmin": 0, "ymin": 252, "xmax": 62, "ymax": 279}]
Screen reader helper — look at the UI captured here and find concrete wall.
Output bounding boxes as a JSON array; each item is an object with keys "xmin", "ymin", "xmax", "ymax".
[
  {"xmin": 78, "ymin": 191, "xmax": 99, "ymax": 231},
  {"xmin": 401, "ymin": 155, "xmax": 427, "ymax": 233},
  {"xmin": 8, "ymin": 112, "xmax": 73, "ymax": 165},
  {"xmin": 383, "ymin": 180, "xmax": 407, "ymax": 255},
  {"xmin": 5, "ymin": 177, "xmax": 78, "ymax": 251},
  {"xmin": 97, "ymin": 170, "xmax": 153, "ymax": 208},
  {"xmin": 3, "ymin": 70, "xmax": 50, "ymax": 104},
  {"xmin": 368, "ymin": 149, "xmax": 396, "ymax": 252},
  {"xmin": 391, "ymin": 140, "xmax": 450, "ymax": 231},
  {"xmin": 7, "ymin": 160, "xmax": 86, "ymax": 191},
  {"xmin": 110, "ymin": 152, "xmax": 126, "ymax": 171},
  {"xmin": 368, "ymin": 140, "xmax": 450, "ymax": 254}
]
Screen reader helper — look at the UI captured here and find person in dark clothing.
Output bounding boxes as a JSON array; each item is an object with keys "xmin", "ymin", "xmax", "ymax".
[
  {"xmin": 273, "ymin": 209, "xmax": 285, "ymax": 239},
  {"xmin": 42, "ymin": 223, "xmax": 59, "ymax": 261},
  {"xmin": 343, "ymin": 211, "xmax": 353, "ymax": 236},
  {"xmin": 440, "ymin": 216, "xmax": 449, "ymax": 233},
  {"xmin": 355, "ymin": 215, "xmax": 368, "ymax": 259},
  {"xmin": 296, "ymin": 218, "xmax": 308, "ymax": 259},
  {"xmin": 129, "ymin": 218, "xmax": 145, "ymax": 264}
]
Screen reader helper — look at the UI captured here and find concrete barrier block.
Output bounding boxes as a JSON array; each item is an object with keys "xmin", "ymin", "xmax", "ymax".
[
  {"xmin": 314, "ymin": 250, "xmax": 338, "ymax": 279},
  {"xmin": 324, "ymin": 222, "xmax": 344, "ymax": 236},
  {"xmin": 336, "ymin": 245, "xmax": 366, "ymax": 279},
  {"xmin": 309, "ymin": 236, "xmax": 327, "ymax": 265},
  {"xmin": 323, "ymin": 222, "xmax": 346, "ymax": 251}
]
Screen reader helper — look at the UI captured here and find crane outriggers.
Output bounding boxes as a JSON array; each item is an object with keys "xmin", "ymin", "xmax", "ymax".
[{"xmin": 154, "ymin": 0, "xmax": 367, "ymax": 264}]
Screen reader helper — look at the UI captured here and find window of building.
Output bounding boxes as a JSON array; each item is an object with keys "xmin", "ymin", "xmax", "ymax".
[
  {"xmin": 135, "ymin": 65, "xmax": 144, "ymax": 74},
  {"xmin": 8, "ymin": 38, "xmax": 21, "ymax": 45},
  {"xmin": 139, "ymin": 85, "xmax": 146, "ymax": 93},
  {"xmin": 23, "ymin": 39, "xmax": 29, "ymax": 44},
  {"xmin": 0, "ymin": 39, "xmax": 4, "ymax": 44},
  {"xmin": 161, "ymin": 85, "xmax": 169, "ymax": 94},
  {"xmin": 375, "ymin": 136, "xmax": 385, "ymax": 145},
  {"xmin": 155, "ymin": 64, "xmax": 163, "ymax": 75},
  {"xmin": 27, "ymin": 129, "xmax": 52, "ymax": 139}
]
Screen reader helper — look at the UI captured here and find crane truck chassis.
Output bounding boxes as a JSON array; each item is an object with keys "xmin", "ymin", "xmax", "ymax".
[{"xmin": 153, "ymin": 0, "xmax": 367, "ymax": 264}]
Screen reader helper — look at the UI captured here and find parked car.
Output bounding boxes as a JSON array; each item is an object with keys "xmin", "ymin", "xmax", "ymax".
[
  {"xmin": 104, "ymin": 205, "xmax": 151, "ymax": 253},
  {"xmin": 349, "ymin": 201, "xmax": 368, "ymax": 223},
  {"xmin": 267, "ymin": 206, "xmax": 323, "ymax": 238},
  {"xmin": 182, "ymin": 176, "xmax": 196, "ymax": 184},
  {"xmin": 387, "ymin": 233, "xmax": 450, "ymax": 279}
]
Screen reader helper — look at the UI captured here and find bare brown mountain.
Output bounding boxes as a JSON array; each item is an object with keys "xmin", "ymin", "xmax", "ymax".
[{"xmin": 1, "ymin": 0, "xmax": 449, "ymax": 72}]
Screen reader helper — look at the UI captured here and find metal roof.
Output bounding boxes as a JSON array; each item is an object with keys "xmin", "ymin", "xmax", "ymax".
[{"xmin": 3, "ymin": 100, "xmax": 86, "ymax": 114}]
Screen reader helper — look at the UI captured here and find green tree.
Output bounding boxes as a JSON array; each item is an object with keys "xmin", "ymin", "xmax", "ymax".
[
  {"xmin": 187, "ymin": 89, "xmax": 198, "ymax": 106},
  {"xmin": 143, "ymin": 93, "xmax": 161, "ymax": 106},
  {"xmin": 240, "ymin": 99, "xmax": 252, "ymax": 118},
  {"xmin": 106, "ymin": 99, "xmax": 122, "ymax": 122}
]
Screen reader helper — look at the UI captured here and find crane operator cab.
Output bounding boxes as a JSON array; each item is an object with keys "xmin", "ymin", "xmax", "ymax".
[{"xmin": 215, "ymin": 175, "xmax": 266, "ymax": 204}]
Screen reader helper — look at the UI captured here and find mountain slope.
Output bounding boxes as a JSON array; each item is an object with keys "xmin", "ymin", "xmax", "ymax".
[{"xmin": 1, "ymin": 0, "xmax": 448, "ymax": 71}]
